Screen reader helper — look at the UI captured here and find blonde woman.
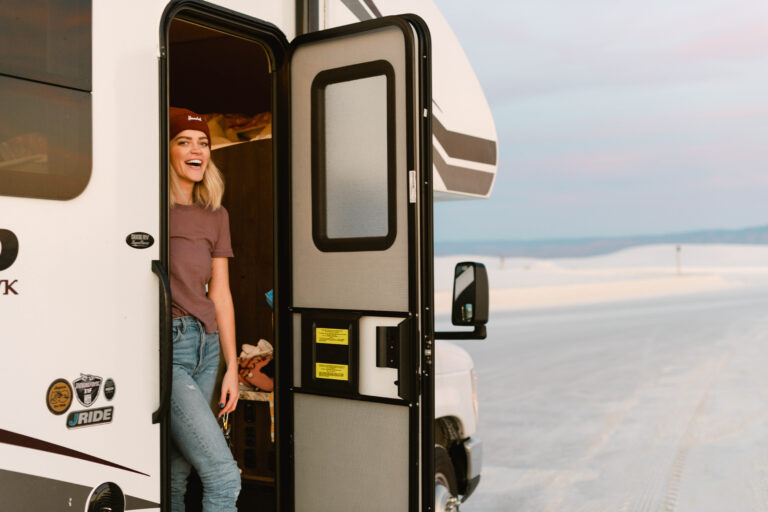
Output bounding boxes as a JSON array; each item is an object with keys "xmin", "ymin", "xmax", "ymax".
[{"xmin": 168, "ymin": 107, "xmax": 240, "ymax": 511}]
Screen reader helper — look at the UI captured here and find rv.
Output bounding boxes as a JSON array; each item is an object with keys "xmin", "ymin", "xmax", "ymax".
[{"xmin": 0, "ymin": 0, "xmax": 498, "ymax": 510}]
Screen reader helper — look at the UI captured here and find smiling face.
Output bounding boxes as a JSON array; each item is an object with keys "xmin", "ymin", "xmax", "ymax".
[{"xmin": 170, "ymin": 129, "xmax": 211, "ymax": 188}]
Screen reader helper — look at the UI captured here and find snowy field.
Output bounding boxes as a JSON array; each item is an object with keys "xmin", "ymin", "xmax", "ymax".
[
  {"xmin": 434, "ymin": 244, "xmax": 768, "ymax": 511},
  {"xmin": 434, "ymin": 244, "xmax": 768, "ymax": 313}
]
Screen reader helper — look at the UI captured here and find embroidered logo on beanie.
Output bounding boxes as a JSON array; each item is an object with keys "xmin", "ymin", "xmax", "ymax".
[{"xmin": 169, "ymin": 107, "xmax": 210, "ymax": 141}]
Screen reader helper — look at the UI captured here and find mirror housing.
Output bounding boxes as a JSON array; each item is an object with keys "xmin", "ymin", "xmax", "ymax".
[{"xmin": 435, "ymin": 262, "xmax": 489, "ymax": 340}]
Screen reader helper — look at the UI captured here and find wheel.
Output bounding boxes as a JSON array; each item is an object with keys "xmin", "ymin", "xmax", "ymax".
[{"xmin": 435, "ymin": 445, "xmax": 460, "ymax": 512}]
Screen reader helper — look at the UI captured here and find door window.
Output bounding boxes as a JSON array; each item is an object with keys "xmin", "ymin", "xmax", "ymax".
[{"xmin": 311, "ymin": 61, "xmax": 396, "ymax": 251}]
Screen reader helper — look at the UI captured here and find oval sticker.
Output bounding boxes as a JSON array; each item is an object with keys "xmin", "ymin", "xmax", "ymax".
[
  {"xmin": 104, "ymin": 378, "xmax": 116, "ymax": 400},
  {"xmin": 126, "ymin": 232, "xmax": 154, "ymax": 249},
  {"xmin": 46, "ymin": 378, "xmax": 73, "ymax": 415}
]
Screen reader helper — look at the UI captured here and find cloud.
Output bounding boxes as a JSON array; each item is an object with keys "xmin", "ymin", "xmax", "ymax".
[
  {"xmin": 433, "ymin": 0, "xmax": 768, "ymax": 240},
  {"xmin": 678, "ymin": 24, "xmax": 768, "ymax": 60}
]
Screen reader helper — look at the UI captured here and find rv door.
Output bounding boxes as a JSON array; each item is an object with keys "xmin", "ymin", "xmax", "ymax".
[{"xmin": 284, "ymin": 16, "xmax": 433, "ymax": 511}]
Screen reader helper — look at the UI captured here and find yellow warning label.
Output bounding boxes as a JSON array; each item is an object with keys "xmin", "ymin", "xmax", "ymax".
[
  {"xmin": 316, "ymin": 363, "xmax": 349, "ymax": 381},
  {"xmin": 316, "ymin": 327, "xmax": 349, "ymax": 345}
]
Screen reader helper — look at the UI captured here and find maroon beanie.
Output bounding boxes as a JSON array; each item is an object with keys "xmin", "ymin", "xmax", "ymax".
[{"xmin": 169, "ymin": 107, "xmax": 210, "ymax": 141}]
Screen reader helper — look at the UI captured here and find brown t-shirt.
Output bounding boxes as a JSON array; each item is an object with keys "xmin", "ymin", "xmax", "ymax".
[{"xmin": 170, "ymin": 204, "xmax": 233, "ymax": 333}]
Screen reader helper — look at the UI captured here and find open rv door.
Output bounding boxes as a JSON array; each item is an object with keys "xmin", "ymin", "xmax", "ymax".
[{"xmin": 283, "ymin": 16, "xmax": 434, "ymax": 511}]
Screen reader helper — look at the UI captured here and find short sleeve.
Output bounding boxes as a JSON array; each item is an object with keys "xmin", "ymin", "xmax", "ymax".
[{"xmin": 213, "ymin": 207, "xmax": 234, "ymax": 258}]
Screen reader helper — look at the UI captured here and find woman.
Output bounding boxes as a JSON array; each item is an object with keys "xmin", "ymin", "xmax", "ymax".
[{"xmin": 168, "ymin": 107, "xmax": 241, "ymax": 511}]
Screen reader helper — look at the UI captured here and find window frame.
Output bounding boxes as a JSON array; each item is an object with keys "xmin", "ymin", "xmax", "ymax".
[{"xmin": 310, "ymin": 59, "xmax": 397, "ymax": 252}]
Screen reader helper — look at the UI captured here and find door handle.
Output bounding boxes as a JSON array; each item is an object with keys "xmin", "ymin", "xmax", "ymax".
[
  {"xmin": 376, "ymin": 319, "xmax": 413, "ymax": 401},
  {"xmin": 152, "ymin": 260, "xmax": 172, "ymax": 424}
]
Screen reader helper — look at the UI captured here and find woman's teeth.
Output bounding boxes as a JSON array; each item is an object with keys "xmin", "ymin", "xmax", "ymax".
[{"xmin": 186, "ymin": 160, "xmax": 202, "ymax": 167}]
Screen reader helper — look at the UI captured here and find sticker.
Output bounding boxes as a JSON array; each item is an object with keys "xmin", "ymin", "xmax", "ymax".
[
  {"xmin": 125, "ymin": 232, "xmax": 154, "ymax": 249},
  {"xmin": 315, "ymin": 328, "xmax": 348, "ymax": 346},
  {"xmin": 315, "ymin": 363, "xmax": 349, "ymax": 381},
  {"xmin": 73, "ymin": 374, "xmax": 102, "ymax": 407},
  {"xmin": 103, "ymin": 378, "xmax": 115, "ymax": 400},
  {"xmin": 66, "ymin": 406, "xmax": 114, "ymax": 429},
  {"xmin": 46, "ymin": 379, "xmax": 73, "ymax": 415}
]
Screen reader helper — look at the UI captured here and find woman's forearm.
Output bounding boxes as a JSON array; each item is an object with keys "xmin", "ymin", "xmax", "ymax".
[{"xmin": 214, "ymin": 293, "xmax": 238, "ymax": 370}]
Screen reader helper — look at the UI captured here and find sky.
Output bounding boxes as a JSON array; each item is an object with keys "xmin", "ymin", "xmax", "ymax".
[{"xmin": 433, "ymin": 0, "xmax": 768, "ymax": 242}]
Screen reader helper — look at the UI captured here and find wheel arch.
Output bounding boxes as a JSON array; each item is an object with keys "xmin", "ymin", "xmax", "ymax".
[{"xmin": 434, "ymin": 416, "xmax": 470, "ymax": 496}]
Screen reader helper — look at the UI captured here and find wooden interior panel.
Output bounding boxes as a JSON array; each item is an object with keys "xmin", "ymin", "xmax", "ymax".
[{"xmin": 215, "ymin": 139, "xmax": 274, "ymax": 352}]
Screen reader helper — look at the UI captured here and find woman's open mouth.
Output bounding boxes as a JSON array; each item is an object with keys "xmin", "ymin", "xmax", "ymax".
[{"xmin": 186, "ymin": 160, "xmax": 203, "ymax": 168}]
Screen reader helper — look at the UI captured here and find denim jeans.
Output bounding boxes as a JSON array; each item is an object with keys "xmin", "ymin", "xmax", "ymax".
[{"xmin": 170, "ymin": 316, "xmax": 240, "ymax": 512}]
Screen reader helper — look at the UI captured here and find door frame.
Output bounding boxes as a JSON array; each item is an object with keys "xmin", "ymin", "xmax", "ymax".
[{"xmin": 159, "ymin": 2, "xmax": 289, "ymax": 510}]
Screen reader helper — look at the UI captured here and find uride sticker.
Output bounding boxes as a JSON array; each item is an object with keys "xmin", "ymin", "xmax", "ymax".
[
  {"xmin": 315, "ymin": 363, "xmax": 349, "ymax": 381},
  {"xmin": 315, "ymin": 327, "xmax": 349, "ymax": 345}
]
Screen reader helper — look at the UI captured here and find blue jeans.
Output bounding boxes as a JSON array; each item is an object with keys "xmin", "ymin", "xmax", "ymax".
[{"xmin": 170, "ymin": 316, "xmax": 240, "ymax": 512}]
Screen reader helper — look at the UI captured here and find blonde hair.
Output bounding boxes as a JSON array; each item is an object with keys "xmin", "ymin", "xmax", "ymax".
[{"xmin": 169, "ymin": 158, "xmax": 225, "ymax": 210}]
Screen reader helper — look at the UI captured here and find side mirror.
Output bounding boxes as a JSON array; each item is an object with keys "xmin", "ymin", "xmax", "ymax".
[{"xmin": 435, "ymin": 262, "xmax": 489, "ymax": 340}]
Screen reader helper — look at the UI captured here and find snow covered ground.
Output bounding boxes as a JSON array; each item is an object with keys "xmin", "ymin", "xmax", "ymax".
[
  {"xmin": 434, "ymin": 244, "xmax": 768, "ymax": 313},
  {"xmin": 434, "ymin": 244, "xmax": 768, "ymax": 511}
]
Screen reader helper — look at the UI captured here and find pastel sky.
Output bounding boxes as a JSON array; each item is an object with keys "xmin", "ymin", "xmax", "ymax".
[{"xmin": 433, "ymin": 0, "xmax": 768, "ymax": 241}]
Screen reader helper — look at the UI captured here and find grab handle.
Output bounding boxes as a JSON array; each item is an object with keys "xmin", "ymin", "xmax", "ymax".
[{"xmin": 152, "ymin": 260, "xmax": 172, "ymax": 424}]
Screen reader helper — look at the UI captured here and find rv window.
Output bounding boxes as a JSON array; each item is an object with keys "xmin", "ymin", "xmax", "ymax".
[
  {"xmin": 311, "ymin": 61, "xmax": 396, "ymax": 252},
  {"xmin": 0, "ymin": 0, "xmax": 91, "ymax": 91},
  {"xmin": 0, "ymin": 75, "xmax": 92, "ymax": 200}
]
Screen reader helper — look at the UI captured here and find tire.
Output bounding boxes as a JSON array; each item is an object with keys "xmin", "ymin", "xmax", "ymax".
[{"xmin": 435, "ymin": 445, "xmax": 460, "ymax": 512}]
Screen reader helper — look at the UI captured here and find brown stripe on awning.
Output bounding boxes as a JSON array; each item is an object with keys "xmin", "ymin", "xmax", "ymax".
[
  {"xmin": 362, "ymin": 0, "xmax": 383, "ymax": 17},
  {"xmin": 341, "ymin": 0, "xmax": 374, "ymax": 20},
  {"xmin": 433, "ymin": 116, "xmax": 497, "ymax": 166},
  {"xmin": 338, "ymin": 1, "xmax": 498, "ymax": 169},
  {"xmin": 0, "ymin": 428, "xmax": 150, "ymax": 476},
  {"xmin": 434, "ymin": 147, "xmax": 495, "ymax": 196}
]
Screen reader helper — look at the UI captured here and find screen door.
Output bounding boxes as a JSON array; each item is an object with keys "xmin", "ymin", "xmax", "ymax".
[{"xmin": 287, "ymin": 17, "xmax": 431, "ymax": 512}]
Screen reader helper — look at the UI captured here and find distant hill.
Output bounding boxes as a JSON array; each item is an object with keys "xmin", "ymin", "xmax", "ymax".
[{"xmin": 435, "ymin": 225, "xmax": 768, "ymax": 258}]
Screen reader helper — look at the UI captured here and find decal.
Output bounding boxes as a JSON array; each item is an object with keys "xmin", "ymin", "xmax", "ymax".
[
  {"xmin": 125, "ymin": 232, "xmax": 154, "ymax": 249},
  {"xmin": 0, "ymin": 229, "xmax": 19, "ymax": 271},
  {"xmin": 315, "ymin": 362, "xmax": 349, "ymax": 381},
  {"xmin": 315, "ymin": 327, "xmax": 349, "ymax": 345},
  {"xmin": 0, "ymin": 279, "xmax": 18, "ymax": 295},
  {"xmin": 73, "ymin": 374, "xmax": 102, "ymax": 407},
  {"xmin": 66, "ymin": 406, "xmax": 113, "ymax": 429},
  {"xmin": 103, "ymin": 378, "xmax": 115, "ymax": 400},
  {"xmin": 0, "ymin": 428, "xmax": 149, "ymax": 476},
  {"xmin": 46, "ymin": 379, "xmax": 73, "ymax": 415}
]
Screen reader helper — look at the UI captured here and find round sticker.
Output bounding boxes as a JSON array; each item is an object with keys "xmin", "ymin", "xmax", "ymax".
[
  {"xmin": 104, "ymin": 378, "xmax": 116, "ymax": 400},
  {"xmin": 46, "ymin": 379, "xmax": 73, "ymax": 415}
]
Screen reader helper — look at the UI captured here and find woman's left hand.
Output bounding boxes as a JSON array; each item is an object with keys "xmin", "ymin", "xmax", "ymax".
[{"xmin": 218, "ymin": 366, "xmax": 240, "ymax": 417}]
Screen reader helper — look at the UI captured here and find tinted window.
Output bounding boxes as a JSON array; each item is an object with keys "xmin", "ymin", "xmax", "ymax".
[
  {"xmin": 312, "ymin": 61, "xmax": 396, "ymax": 252},
  {"xmin": 0, "ymin": 75, "xmax": 91, "ymax": 200},
  {"xmin": 0, "ymin": 0, "xmax": 91, "ymax": 91}
]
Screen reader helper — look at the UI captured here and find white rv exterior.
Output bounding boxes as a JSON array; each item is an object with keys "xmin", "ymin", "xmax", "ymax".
[{"xmin": 0, "ymin": 1, "xmax": 497, "ymax": 511}]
